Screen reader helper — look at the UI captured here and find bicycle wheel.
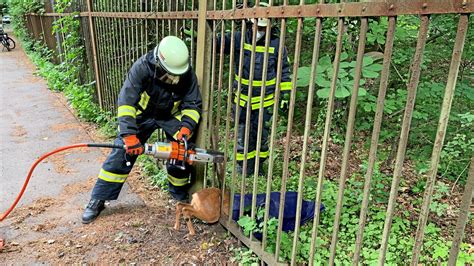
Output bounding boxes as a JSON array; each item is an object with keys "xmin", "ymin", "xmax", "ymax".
[
  {"xmin": 1, "ymin": 39, "xmax": 10, "ymax": 51},
  {"xmin": 6, "ymin": 37, "xmax": 15, "ymax": 50}
]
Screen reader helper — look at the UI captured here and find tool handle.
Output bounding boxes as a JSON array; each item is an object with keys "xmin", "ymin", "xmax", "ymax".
[
  {"xmin": 87, "ymin": 143, "xmax": 125, "ymax": 149},
  {"xmin": 178, "ymin": 136, "xmax": 188, "ymax": 170}
]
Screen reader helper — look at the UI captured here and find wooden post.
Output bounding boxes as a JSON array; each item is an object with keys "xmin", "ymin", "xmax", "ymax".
[
  {"xmin": 86, "ymin": 0, "xmax": 103, "ymax": 109},
  {"xmin": 191, "ymin": 0, "xmax": 212, "ymax": 194}
]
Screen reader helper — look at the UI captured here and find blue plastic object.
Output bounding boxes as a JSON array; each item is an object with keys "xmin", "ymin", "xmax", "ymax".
[{"xmin": 232, "ymin": 191, "xmax": 325, "ymax": 239}]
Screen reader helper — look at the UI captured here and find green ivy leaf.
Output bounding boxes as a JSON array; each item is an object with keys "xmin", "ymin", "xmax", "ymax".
[
  {"xmin": 362, "ymin": 56, "xmax": 375, "ymax": 66},
  {"xmin": 340, "ymin": 52, "xmax": 349, "ymax": 61},
  {"xmin": 318, "ymin": 56, "xmax": 332, "ymax": 72},
  {"xmin": 358, "ymin": 87, "xmax": 368, "ymax": 97},
  {"xmin": 339, "ymin": 62, "xmax": 351, "ymax": 69},
  {"xmin": 335, "ymin": 87, "xmax": 350, "ymax": 98},
  {"xmin": 316, "ymin": 75, "xmax": 331, "ymax": 88},
  {"xmin": 316, "ymin": 88, "xmax": 330, "ymax": 98},
  {"xmin": 296, "ymin": 66, "xmax": 312, "ymax": 87},
  {"xmin": 363, "ymin": 69, "xmax": 380, "ymax": 78},
  {"xmin": 365, "ymin": 63, "xmax": 383, "ymax": 72}
]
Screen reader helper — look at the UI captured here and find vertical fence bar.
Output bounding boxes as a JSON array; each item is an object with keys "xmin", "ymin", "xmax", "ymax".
[
  {"xmin": 262, "ymin": 4, "xmax": 286, "ymax": 251},
  {"xmin": 181, "ymin": 0, "xmax": 185, "ymax": 40},
  {"xmin": 142, "ymin": 0, "xmax": 147, "ymax": 51},
  {"xmin": 102, "ymin": 1, "xmax": 113, "ymax": 106},
  {"xmin": 167, "ymin": 0, "xmax": 171, "ymax": 35},
  {"xmin": 115, "ymin": 1, "xmax": 122, "ymax": 105},
  {"xmin": 109, "ymin": 0, "xmax": 115, "ymax": 102},
  {"xmin": 129, "ymin": 0, "xmax": 134, "ymax": 65},
  {"xmin": 137, "ymin": 0, "xmax": 142, "ymax": 57},
  {"xmin": 308, "ymin": 16, "xmax": 345, "ymax": 266},
  {"xmin": 135, "ymin": 1, "xmax": 139, "ymax": 61},
  {"xmin": 253, "ymin": 0, "xmax": 272, "ymax": 246},
  {"xmin": 102, "ymin": 0, "xmax": 112, "ymax": 111},
  {"xmin": 189, "ymin": 0, "xmax": 194, "ymax": 66},
  {"xmin": 127, "ymin": 0, "xmax": 132, "ymax": 69},
  {"xmin": 274, "ymin": 0, "xmax": 292, "ymax": 260},
  {"xmin": 448, "ymin": 157, "xmax": 474, "ymax": 265},
  {"xmin": 283, "ymin": 4, "xmax": 305, "ymax": 266},
  {"xmin": 224, "ymin": 0, "xmax": 237, "ymax": 222},
  {"xmin": 353, "ymin": 16, "xmax": 396, "ymax": 264},
  {"xmin": 231, "ymin": 1, "xmax": 247, "ymax": 220},
  {"xmin": 154, "ymin": 0, "xmax": 158, "ymax": 42},
  {"xmin": 53, "ymin": 14, "xmax": 64, "ymax": 63},
  {"xmin": 214, "ymin": 0, "xmax": 226, "ymax": 156},
  {"xmin": 120, "ymin": 0, "xmax": 127, "ymax": 88},
  {"xmin": 224, "ymin": 0, "xmax": 238, "ymax": 222},
  {"xmin": 244, "ymin": 0, "xmax": 259, "ymax": 230},
  {"xmin": 236, "ymin": 15, "xmax": 248, "ymax": 219},
  {"xmin": 104, "ymin": 0, "xmax": 113, "ymax": 111},
  {"xmin": 111, "ymin": 0, "xmax": 119, "ymax": 107},
  {"xmin": 378, "ymin": 15, "xmax": 430, "ymax": 265},
  {"xmin": 59, "ymin": 15, "xmax": 68, "ymax": 63},
  {"xmin": 328, "ymin": 17, "xmax": 368, "ymax": 264},
  {"xmin": 117, "ymin": 1, "xmax": 126, "ymax": 89},
  {"xmin": 205, "ymin": 0, "xmax": 217, "ymax": 189},
  {"xmin": 216, "ymin": 0, "xmax": 226, "ymax": 213},
  {"xmin": 100, "ymin": 0, "xmax": 110, "ymax": 111},
  {"xmin": 174, "ymin": 1, "xmax": 178, "ymax": 36},
  {"xmin": 411, "ymin": 14, "xmax": 469, "ymax": 266},
  {"xmin": 95, "ymin": 1, "xmax": 108, "ymax": 111},
  {"xmin": 161, "ymin": 0, "xmax": 164, "ymax": 41},
  {"xmin": 39, "ymin": 15, "xmax": 45, "ymax": 44}
]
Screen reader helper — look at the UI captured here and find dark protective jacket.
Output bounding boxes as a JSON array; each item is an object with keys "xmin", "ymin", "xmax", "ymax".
[
  {"xmin": 218, "ymin": 28, "xmax": 292, "ymax": 110},
  {"xmin": 117, "ymin": 51, "xmax": 202, "ymax": 137}
]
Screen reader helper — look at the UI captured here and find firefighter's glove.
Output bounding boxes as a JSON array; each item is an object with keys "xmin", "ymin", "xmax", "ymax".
[
  {"xmin": 279, "ymin": 93, "xmax": 290, "ymax": 113},
  {"xmin": 123, "ymin": 135, "xmax": 144, "ymax": 156},
  {"xmin": 177, "ymin": 127, "xmax": 191, "ymax": 142}
]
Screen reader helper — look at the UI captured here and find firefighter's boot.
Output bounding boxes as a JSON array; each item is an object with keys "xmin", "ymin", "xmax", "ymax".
[{"xmin": 81, "ymin": 199, "xmax": 105, "ymax": 224}]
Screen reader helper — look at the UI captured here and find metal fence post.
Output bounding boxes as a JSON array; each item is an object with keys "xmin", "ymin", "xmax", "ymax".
[
  {"xmin": 190, "ymin": 0, "xmax": 212, "ymax": 193},
  {"xmin": 448, "ymin": 157, "xmax": 474, "ymax": 265}
]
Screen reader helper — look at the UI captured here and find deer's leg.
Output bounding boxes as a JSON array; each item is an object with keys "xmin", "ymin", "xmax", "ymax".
[
  {"xmin": 182, "ymin": 206, "xmax": 197, "ymax": 236},
  {"xmin": 174, "ymin": 202, "xmax": 186, "ymax": 231}
]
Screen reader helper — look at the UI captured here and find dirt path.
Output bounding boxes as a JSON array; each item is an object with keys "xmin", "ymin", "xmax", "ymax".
[{"xmin": 0, "ymin": 32, "xmax": 235, "ymax": 263}]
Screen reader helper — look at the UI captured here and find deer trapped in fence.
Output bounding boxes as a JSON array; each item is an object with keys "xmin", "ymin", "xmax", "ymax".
[{"xmin": 174, "ymin": 187, "xmax": 230, "ymax": 235}]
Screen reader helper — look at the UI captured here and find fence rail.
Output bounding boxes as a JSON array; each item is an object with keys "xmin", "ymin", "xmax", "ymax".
[{"xmin": 23, "ymin": 0, "xmax": 473, "ymax": 265}]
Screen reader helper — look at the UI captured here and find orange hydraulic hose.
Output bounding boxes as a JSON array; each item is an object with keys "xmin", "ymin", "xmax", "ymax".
[{"xmin": 0, "ymin": 143, "xmax": 124, "ymax": 222}]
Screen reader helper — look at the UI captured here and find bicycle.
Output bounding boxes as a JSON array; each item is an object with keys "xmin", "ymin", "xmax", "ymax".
[{"xmin": 0, "ymin": 27, "xmax": 15, "ymax": 51}]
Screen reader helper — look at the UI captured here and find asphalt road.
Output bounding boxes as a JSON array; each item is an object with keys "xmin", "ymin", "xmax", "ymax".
[{"xmin": 0, "ymin": 38, "xmax": 108, "ymax": 214}]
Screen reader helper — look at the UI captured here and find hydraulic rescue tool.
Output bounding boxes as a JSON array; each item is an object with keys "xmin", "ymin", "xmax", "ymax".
[
  {"xmin": 143, "ymin": 138, "xmax": 224, "ymax": 169},
  {"xmin": 0, "ymin": 138, "xmax": 224, "ymax": 222}
]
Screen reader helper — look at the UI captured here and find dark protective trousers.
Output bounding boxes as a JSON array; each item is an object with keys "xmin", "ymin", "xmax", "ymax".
[
  {"xmin": 91, "ymin": 117, "xmax": 193, "ymax": 201},
  {"xmin": 235, "ymin": 105, "xmax": 272, "ymax": 176}
]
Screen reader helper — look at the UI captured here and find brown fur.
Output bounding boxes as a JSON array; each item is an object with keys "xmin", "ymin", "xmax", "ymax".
[{"xmin": 174, "ymin": 187, "xmax": 229, "ymax": 236}]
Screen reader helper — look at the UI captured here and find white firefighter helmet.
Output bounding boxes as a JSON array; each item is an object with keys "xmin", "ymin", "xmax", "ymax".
[
  {"xmin": 252, "ymin": 2, "xmax": 270, "ymax": 27},
  {"xmin": 154, "ymin": 36, "xmax": 189, "ymax": 75}
]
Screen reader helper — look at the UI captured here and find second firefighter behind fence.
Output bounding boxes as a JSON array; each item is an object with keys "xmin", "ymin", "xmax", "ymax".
[{"xmin": 217, "ymin": 2, "xmax": 292, "ymax": 177}]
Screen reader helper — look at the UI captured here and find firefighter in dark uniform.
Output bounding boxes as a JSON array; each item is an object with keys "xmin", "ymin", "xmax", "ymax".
[
  {"xmin": 82, "ymin": 36, "xmax": 202, "ymax": 224},
  {"xmin": 218, "ymin": 2, "xmax": 292, "ymax": 176}
]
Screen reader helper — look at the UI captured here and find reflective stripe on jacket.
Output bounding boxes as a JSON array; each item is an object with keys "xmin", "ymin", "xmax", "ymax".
[{"xmin": 217, "ymin": 28, "xmax": 292, "ymax": 109}]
